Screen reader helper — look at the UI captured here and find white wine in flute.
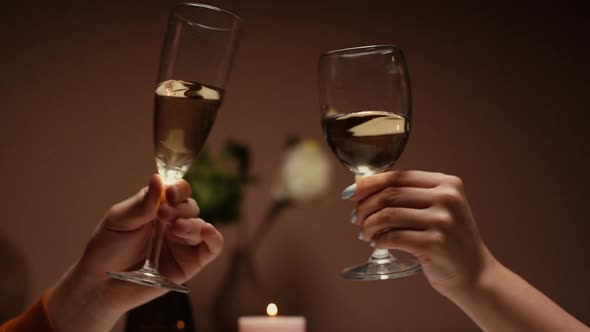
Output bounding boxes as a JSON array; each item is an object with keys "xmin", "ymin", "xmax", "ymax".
[{"xmin": 154, "ymin": 79, "xmax": 223, "ymax": 183}]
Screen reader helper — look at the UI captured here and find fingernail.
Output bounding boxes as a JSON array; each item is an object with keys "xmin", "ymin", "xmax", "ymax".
[
  {"xmin": 369, "ymin": 240, "xmax": 376, "ymax": 247},
  {"xmin": 341, "ymin": 183, "xmax": 357, "ymax": 199},
  {"xmin": 351, "ymin": 209, "xmax": 357, "ymax": 224},
  {"xmin": 358, "ymin": 231, "xmax": 364, "ymax": 241}
]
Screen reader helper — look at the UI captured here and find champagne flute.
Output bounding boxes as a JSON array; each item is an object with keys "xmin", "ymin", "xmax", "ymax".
[
  {"xmin": 107, "ymin": 3, "xmax": 242, "ymax": 293},
  {"xmin": 319, "ymin": 45, "xmax": 421, "ymax": 280}
]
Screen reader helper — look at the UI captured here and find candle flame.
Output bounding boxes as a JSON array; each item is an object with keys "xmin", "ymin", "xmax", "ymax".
[{"xmin": 266, "ymin": 303, "xmax": 278, "ymax": 317}]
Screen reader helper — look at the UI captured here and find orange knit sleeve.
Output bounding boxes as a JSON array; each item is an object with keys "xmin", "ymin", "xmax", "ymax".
[{"xmin": 0, "ymin": 289, "xmax": 55, "ymax": 332}]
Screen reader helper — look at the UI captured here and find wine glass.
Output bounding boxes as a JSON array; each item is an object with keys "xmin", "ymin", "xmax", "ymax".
[
  {"xmin": 107, "ymin": 3, "xmax": 242, "ymax": 293},
  {"xmin": 318, "ymin": 45, "xmax": 421, "ymax": 280}
]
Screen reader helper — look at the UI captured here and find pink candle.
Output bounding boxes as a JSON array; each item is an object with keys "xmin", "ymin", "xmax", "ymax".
[{"xmin": 238, "ymin": 303, "xmax": 306, "ymax": 332}]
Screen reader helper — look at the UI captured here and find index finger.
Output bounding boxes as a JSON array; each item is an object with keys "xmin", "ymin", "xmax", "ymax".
[{"xmin": 348, "ymin": 171, "xmax": 446, "ymax": 201}]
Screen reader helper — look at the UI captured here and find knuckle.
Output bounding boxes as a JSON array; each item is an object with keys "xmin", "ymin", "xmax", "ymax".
[
  {"xmin": 189, "ymin": 199, "xmax": 201, "ymax": 215},
  {"xmin": 381, "ymin": 207, "xmax": 398, "ymax": 223},
  {"xmin": 436, "ymin": 186, "xmax": 463, "ymax": 207},
  {"xmin": 362, "ymin": 218, "xmax": 381, "ymax": 238},
  {"xmin": 386, "ymin": 187, "xmax": 401, "ymax": 203},
  {"xmin": 386, "ymin": 171, "xmax": 399, "ymax": 185},
  {"xmin": 444, "ymin": 175, "xmax": 464, "ymax": 190},
  {"xmin": 432, "ymin": 208, "xmax": 453, "ymax": 227},
  {"xmin": 367, "ymin": 209, "xmax": 388, "ymax": 226},
  {"xmin": 106, "ymin": 205, "xmax": 119, "ymax": 219},
  {"xmin": 379, "ymin": 187, "xmax": 398, "ymax": 206}
]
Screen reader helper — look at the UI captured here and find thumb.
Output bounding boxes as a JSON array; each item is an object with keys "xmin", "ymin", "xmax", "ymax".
[{"xmin": 103, "ymin": 174, "xmax": 163, "ymax": 231}]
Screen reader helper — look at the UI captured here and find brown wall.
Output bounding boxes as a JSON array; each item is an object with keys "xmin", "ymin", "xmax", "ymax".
[{"xmin": 1, "ymin": 1, "xmax": 588, "ymax": 331}]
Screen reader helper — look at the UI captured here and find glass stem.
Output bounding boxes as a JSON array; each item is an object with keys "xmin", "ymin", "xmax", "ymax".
[
  {"xmin": 142, "ymin": 218, "xmax": 166, "ymax": 272},
  {"xmin": 355, "ymin": 174, "xmax": 395, "ymax": 262},
  {"xmin": 371, "ymin": 248, "xmax": 392, "ymax": 260}
]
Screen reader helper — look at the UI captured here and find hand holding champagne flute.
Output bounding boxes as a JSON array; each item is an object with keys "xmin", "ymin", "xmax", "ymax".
[{"xmin": 107, "ymin": 3, "xmax": 242, "ymax": 293}]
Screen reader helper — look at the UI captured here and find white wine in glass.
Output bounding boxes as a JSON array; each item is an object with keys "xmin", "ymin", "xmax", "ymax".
[
  {"xmin": 322, "ymin": 110, "xmax": 409, "ymax": 175},
  {"xmin": 107, "ymin": 3, "xmax": 241, "ymax": 293}
]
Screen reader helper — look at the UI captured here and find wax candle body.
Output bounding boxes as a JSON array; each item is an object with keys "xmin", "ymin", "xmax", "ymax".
[{"xmin": 238, "ymin": 316, "xmax": 305, "ymax": 332}]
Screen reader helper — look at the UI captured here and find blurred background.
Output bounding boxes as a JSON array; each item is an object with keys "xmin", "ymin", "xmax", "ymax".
[{"xmin": 0, "ymin": 0, "xmax": 588, "ymax": 331}]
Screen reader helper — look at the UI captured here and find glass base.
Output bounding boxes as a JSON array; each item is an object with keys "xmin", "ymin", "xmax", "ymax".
[
  {"xmin": 107, "ymin": 268, "xmax": 190, "ymax": 293},
  {"xmin": 341, "ymin": 254, "xmax": 422, "ymax": 281}
]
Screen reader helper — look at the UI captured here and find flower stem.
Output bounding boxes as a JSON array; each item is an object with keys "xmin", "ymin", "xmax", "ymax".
[{"xmin": 248, "ymin": 199, "xmax": 291, "ymax": 252}]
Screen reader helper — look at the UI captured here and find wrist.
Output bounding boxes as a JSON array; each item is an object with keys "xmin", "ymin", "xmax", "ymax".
[
  {"xmin": 445, "ymin": 248, "xmax": 506, "ymax": 304},
  {"xmin": 47, "ymin": 261, "xmax": 124, "ymax": 332}
]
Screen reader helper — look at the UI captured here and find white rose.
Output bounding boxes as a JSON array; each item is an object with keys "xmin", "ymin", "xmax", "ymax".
[{"xmin": 273, "ymin": 139, "xmax": 332, "ymax": 203}]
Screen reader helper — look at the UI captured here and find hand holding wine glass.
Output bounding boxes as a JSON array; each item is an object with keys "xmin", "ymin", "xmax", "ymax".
[
  {"xmin": 347, "ymin": 170, "xmax": 491, "ymax": 295},
  {"xmin": 319, "ymin": 45, "xmax": 421, "ymax": 280},
  {"xmin": 107, "ymin": 3, "xmax": 241, "ymax": 293},
  {"xmin": 344, "ymin": 170, "xmax": 590, "ymax": 331}
]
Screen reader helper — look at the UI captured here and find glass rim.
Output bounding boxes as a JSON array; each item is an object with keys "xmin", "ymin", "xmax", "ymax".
[
  {"xmin": 320, "ymin": 44, "xmax": 400, "ymax": 58},
  {"xmin": 173, "ymin": 2, "xmax": 243, "ymax": 31}
]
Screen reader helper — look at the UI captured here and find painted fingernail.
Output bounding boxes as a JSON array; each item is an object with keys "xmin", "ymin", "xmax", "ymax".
[
  {"xmin": 341, "ymin": 183, "xmax": 357, "ymax": 199},
  {"xmin": 351, "ymin": 209, "xmax": 357, "ymax": 224},
  {"xmin": 358, "ymin": 231, "xmax": 364, "ymax": 241},
  {"xmin": 369, "ymin": 240, "xmax": 376, "ymax": 247}
]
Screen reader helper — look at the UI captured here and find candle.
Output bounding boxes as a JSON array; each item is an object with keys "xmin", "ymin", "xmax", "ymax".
[{"xmin": 238, "ymin": 303, "xmax": 306, "ymax": 332}]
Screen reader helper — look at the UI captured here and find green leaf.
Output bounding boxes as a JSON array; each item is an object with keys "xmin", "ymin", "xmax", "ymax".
[
  {"xmin": 222, "ymin": 140, "xmax": 251, "ymax": 183},
  {"xmin": 183, "ymin": 140, "xmax": 255, "ymax": 225}
]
